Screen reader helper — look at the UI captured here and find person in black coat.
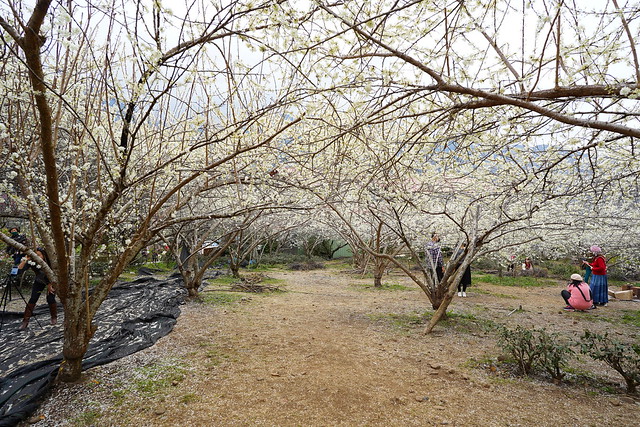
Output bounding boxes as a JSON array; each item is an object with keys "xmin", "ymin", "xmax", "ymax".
[
  {"xmin": 455, "ymin": 243, "xmax": 471, "ymax": 297},
  {"xmin": 17, "ymin": 248, "xmax": 58, "ymax": 329}
]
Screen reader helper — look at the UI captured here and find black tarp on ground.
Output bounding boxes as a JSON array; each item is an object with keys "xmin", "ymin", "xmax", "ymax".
[{"xmin": 0, "ymin": 275, "xmax": 186, "ymax": 426}]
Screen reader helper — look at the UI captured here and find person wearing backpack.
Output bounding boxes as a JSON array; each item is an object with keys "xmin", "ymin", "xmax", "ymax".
[{"xmin": 561, "ymin": 273, "xmax": 593, "ymax": 311}]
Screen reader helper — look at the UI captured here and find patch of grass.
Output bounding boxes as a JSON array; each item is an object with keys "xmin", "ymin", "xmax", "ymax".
[
  {"xmin": 118, "ymin": 271, "xmax": 138, "ymax": 282},
  {"xmin": 441, "ymin": 311, "xmax": 498, "ymax": 332},
  {"xmin": 179, "ymin": 393, "xmax": 200, "ymax": 404},
  {"xmin": 207, "ymin": 275, "xmax": 238, "ymax": 286},
  {"xmin": 463, "ymin": 355, "xmax": 498, "ymax": 370},
  {"xmin": 201, "ymin": 291, "xmax": 244, "ymax": 306},
  {"xmin": 367, "ymin": 312, "xmax": 425, "ymax": 330},
  {"xmin": 620, "ymin": 310, "xmax": 640, "ymax": 327},
  {"xmin": 351, "ymin": 282, "xmax": 412, "ymax": 291},
  {"xmin": 489, "ymin": 376, "xmax": 519, "ymax": 385},
  {"xmin": 473, "ymin": 288, "xmax": 517, "ymax": 299},
  {"xmin": 380, "ymin": 282, "xmax": 412, "ymax": 291},
  {"xmin": 261, "ymin": 277, "xmax": 285, "ymax": 286},
  {"xmin": 132, "ymin": 360, "xmax": 189, "ymax": 396},
  {"xmin": 475, "ymin": 273, "xmax": 557, "ymax": 288},
  {"xmin": 197, "ymin": 342, "xmax": 233, "ymax": 367},
  {"xmin": 111, "ymin": 389, "xmax": 128, "ymax": 406},
  {"xmin": 71, "ymin": 406, "xmax": 101, "ymax": 426}
]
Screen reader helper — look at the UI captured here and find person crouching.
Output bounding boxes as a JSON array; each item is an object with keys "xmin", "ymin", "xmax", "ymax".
[{"xmin": 561, "ymin": 273, "xmax": 593, "ymax": 311}]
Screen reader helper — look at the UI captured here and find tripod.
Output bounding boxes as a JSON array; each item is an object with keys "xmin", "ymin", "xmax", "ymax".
[{"xmin": 0, "ymin": 268, "xmax": 42, "ymax": 331}]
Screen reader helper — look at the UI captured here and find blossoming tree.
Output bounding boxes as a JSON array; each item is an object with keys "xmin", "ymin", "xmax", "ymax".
[{"xmin": 0, "ymin": 0, "xmax": 308, "ymax": 381}]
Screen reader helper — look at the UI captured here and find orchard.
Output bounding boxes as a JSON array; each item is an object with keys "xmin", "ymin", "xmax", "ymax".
[{"xmin": 1, "ymin": 0, "xmax": 638, "ymax": 398}]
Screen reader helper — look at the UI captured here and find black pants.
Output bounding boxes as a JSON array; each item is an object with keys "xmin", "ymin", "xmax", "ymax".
[
  {"xmin": 28, "ymin": 280, "xmax": 56, "ymax": 305},
  {"xmin": 561, "ymin": 290, "xmax": 571, "ymax": 305}
]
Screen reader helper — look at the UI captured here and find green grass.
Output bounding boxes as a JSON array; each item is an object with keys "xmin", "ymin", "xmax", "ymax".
[
  {"xmin": 179, "ymin": 393, "xmax": 200, "ymax": 404},
  {"xmin": 368, "ymin": 309, "xmax": 498, "ymax": 334},
  {"xmin": 261, "ymin": 276, "xmax": 285, "ymax": 286},
  {"xmin": 473, "ymin": 288, "xmax": 517, "ymax": 299},
  {"xmin": 197, "ymin": 341, "xmax": 234, "ymax": 367},
  {"xmin": 475, "ymin": 273, "xmax": 557, "ymax": 287},
  {"xmin": 367, "ymin": 312, "xmax": 425, "ymax": 330},
  {"xmin": 201, "ymin": 291, "xmax": 244, "ymax": 306},
  {"xmin": 207, "ymin": 275, "xmax": 238, "ymax": 286},
  {"xmin": 440, "ymin": 311, "xmax": 499, "ymax": 332},
  {"xmin": 71, "ymin": 408, "xmax": 101, "ymax": 426},
  {"xmin": 131, "ymin": 361, "xmax": 188, "ymax": 395},
  {"xmin": 351, "ymin": 282, "xmax": 412, "ymax": 291},
  {"xmin": 620, "ymin": 310, "xmax": 640, "ymax": 327}
]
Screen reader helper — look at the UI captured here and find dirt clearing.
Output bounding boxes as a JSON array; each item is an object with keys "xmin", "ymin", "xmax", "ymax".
[{"xmin": 27, "ymin": 266, "xmax": 640, "ymax": 426}]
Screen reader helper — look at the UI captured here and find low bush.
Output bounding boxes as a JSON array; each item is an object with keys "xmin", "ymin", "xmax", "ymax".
[
  {"xmin": 580, "ymin": 331, "xmax": 640, "ymax": 394},
  {"xmin": 497, "ymin": 325, "xmax": 541, "ymax": 375},
  {"xmin": 536, "ymin": 331, "xmax": 575, "ymax": 380},
  {"xmin": 496, "ymin": 326, "xmax": 640, "ymax": 393},
  {"xmin": 497, "ymin": 326, "xmax": 574, "ymax": 380}
]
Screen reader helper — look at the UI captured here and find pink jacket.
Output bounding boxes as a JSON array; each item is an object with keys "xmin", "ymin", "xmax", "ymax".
[{"xmin": 567, "ymin": 282, "xmax": 592, "ymax": 310}]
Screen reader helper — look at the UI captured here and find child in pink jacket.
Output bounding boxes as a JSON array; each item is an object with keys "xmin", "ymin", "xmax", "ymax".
[{"xmin": 561, "ymin": 273, "xmax": 593, "ymax": 311}]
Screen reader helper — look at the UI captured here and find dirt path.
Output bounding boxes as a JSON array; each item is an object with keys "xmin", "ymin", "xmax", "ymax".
[{"xmin": 31, "ymin": 267, "xmax": 640, "ymax": 426}]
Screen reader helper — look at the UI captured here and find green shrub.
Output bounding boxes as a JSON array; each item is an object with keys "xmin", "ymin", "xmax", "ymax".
[
  {"xmin": 497, "ymin": 325, "xmax": 541, "ymax": 375},
  {"xmin": 536, "ymin": 330, "xmax": 575, "ymax": 380},
  {"xmin": 580, "ymin": 331, "xmax": 640, "ymax": 394},
  {"xmin": 497, "ymin": 326, "xmax": 574, "ymax": 380}
]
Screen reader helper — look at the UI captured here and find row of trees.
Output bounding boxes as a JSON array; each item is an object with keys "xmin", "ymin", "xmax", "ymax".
[{"xmin": 1, "ymin": 0, "xmax": 639, "ymax": 381}]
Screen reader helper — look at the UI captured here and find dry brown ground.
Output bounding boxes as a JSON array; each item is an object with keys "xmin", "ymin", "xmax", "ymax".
[{"xmin": 27, "ymin": 265, "xmax": 640, "ymax": 426}]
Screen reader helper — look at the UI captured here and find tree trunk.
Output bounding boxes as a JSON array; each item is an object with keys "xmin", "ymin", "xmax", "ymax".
[
  {"xmin": 57, "ymin": 310, "xmax": 97, "ymax": 382},
  {"xmin": 424, "ymin": 291, "xmax": 453, "ymax": 334},
  {"xmin": 229, "ymin": 262, "xmax": 240, "ymax": 278},
  {"xmin": 183, "ymin": 271, "xmax": 200, "ymax": 298},
  {"xmin": 424, "ymin": 269, "xmax": 467, "ymax": 333},
  {"xmin": 373, "ymin": 274, "xmax": 383, "ymax": 287},
  {"xmin": 186, "ymin": 283, "xmax": 199, "ymax": 298},
  {"xmin": 430, "ymin": 282, "xmax": 447, "ymax": 310}
]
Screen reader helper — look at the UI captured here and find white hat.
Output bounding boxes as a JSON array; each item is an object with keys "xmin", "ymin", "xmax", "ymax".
[{"xmin": 570, "ymin": 273, "xmax": 583, "ymax": 281}]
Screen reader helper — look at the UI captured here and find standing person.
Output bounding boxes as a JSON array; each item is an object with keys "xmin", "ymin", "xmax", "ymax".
[
  {"xmin": 4, "ymin": 226, "xmax": 27, "ymax": 266},
  {"xmin": 455, "ymin": 243, "xmax": 471, "ymax": 297},
  {"xmin": 17, "ymin": 248, "xmax": 58, "ymax": 329},
  {"xmin": 582, "ymin": 252, "xmax": 593, "ymax": 284},
  {"xmin": 426, "ymin": 232, "xmax": 444, "ymax": 283},
  {"xmin": 583, "ymin": 245, "xmax": 608, "ymax": 306},
  {"xmin": 561, "ymin": 273, "xmax": 593, "ymax": 311},
  {"xmin": 507, "ymin": 255, "xmax": 516, "ymax": 275}
]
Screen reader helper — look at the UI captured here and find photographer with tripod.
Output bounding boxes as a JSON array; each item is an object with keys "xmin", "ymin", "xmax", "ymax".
[{"xmin": 16, "ymin": 247, "xmax": 58, "ymax": 329}]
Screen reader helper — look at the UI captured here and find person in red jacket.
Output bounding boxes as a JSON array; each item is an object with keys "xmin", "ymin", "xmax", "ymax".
[
  {"xmin": 561, "ymin": 273, "xmax": 593, "ymax": 311},
  {"xmin": 582, "ymin": 245, "xmax": 608, "ymax": 306}
]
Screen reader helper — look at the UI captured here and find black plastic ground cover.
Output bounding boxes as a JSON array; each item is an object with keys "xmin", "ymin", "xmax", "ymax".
[{"xmin": 0, "ymin": 275, "xmax": 186, "ymax": 426}]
